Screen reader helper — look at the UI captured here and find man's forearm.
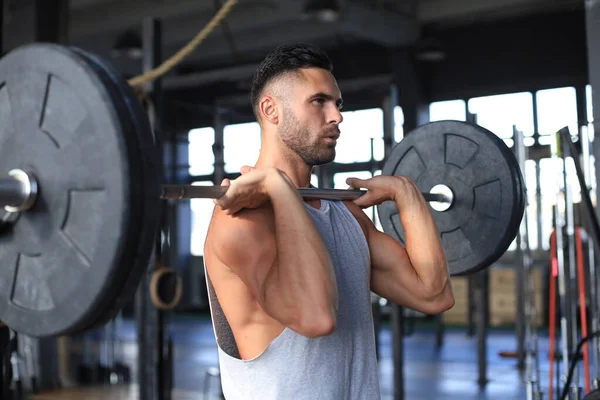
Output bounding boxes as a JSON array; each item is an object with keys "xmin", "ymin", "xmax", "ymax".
[
  {"xmin": 262, "ymin": 173, "xmax": 338, "ymax": 334},
  {"xmin": 397, "ymin": 195, "xmax": 449, "ymax": 294}
]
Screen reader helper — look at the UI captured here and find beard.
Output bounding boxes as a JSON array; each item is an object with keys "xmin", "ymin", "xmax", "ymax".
[{"xmin": 278, "ymin": 108, "xmax": 337, "ymax": 167}]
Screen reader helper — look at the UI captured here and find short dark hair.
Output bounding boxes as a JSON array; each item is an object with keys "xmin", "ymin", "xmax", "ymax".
[{"xmin": 250, "ymin": 43, "xmax": 333, "ymax": 118}]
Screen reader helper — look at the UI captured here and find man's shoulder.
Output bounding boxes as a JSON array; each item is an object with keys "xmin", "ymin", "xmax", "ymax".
[
  {"xmin": 206, "ymin": 205, "xmax": 275, "ymax": 255},
  {"xmin": 204, "ymin": 204, "xmax": 277, "ymax": 278},
  {"xmin": 210, "ymin": 204, "xmax": 274, "ymax": 232}
]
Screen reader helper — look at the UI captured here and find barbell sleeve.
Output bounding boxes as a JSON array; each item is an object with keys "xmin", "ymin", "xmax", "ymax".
[
  {"xmin": 159, "ymin": 184, "xmax": 451, "ymax": 204},
  {"xmin": 0, "ymin": 170, "xmax": 38, "ymax": 212},
  {"xmin": 0, "ymin": 178, "xmax": 27, "ymax": 207}
]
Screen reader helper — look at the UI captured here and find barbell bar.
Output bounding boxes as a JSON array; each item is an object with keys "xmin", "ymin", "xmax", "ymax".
[
  {"xmin": 160, "ymin": 184, "xmax": 453, "ymax": 204},
  {"xmin": 0, "ymin": 43, "xmax": 525, "ymax": 339},
  {"xmin": 0, "ymin": 173, "xmax": 452, "ymax": 212}
]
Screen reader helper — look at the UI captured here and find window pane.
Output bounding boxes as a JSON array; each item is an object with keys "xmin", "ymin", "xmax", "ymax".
[
  {"xmin": 394, "ymin": 106, "xmax": 405, "ymax": 143},
  {"xmin": 538, "ymin": 135, "xmax": 554, "ymax": 146},
  {"xmin": 536, "ymin": 87, "xmax": 578, "ymax": 137},
  {"xmin": 565, "ymin": 158, "xmax": 582, "ymax": 203},
  {"xmin": 224, "ymin": 122, "xmax": 261, "ymax": 173},
  {"xmin": 587, "ymin": 84, "xmax": 594, "ymax": 123},
  {"xmin": 333, "ymin": 171, "xmax": 373, "ymax": 188},
  {"xmin": 190, "ymin": 181, "xmax": 215, "ymax": 256},
  {"xmin": 524, "ymin": 160, "xmax": 538, "ymax": 250},
  {"xmin": 468, "ymin": 92, "xmax": 534, "ymax": 141},
  {"xmin": 581, "ymin": 124, "xmax": 597, "ymax": 204},
  {"xmin": 188, "ymin": 127, "xmax": 215, "ymax": 176},
  {"xmin": 333, "ymin": 171, "xmax": 382, "ymax": 231},
  {"xmin": 536, "ymin": 87, "xmax": 578, "ymax": 135},
  {"xmin": 311, "ymin": 174, "xmax": 319, "ymax": 188},
  {"xmin": 337, "ymin": 108, "xmax": 384, "ymax": 163},
  {"xmin": 539, "ymin": 158, "xmax": 561, "ymax": 250},
  {"xmin": 430, "ymin": 100, "xmax": 466, "ymax": 122},
  {"xmin": 507, "ymin": 160, "xmax": 540, "ymax": 251}
]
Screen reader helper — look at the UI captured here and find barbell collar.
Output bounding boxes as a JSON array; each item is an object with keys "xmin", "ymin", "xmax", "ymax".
[
  {"xmin": 429, "ymin": 184, "xmax": 454, "ymax": 212},
  {"xmin": 159, "ymin": 184, "xmax": 450, "ymax": 204},
  {"xmin": 1, "ymin": 170, "xmax": 38, "ymax": 212}
]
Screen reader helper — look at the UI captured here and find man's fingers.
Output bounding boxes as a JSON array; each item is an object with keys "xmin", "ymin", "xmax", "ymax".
[
  {"xmin": 215, "ymin": 197, "xmax": 234, "ymax": 212},
  {"xmin": 214, "ymin": 179, "xmax": 232, "ymax": 206},
  {"xmin": 240, "ymin": 165, "xmax": 255, "ymax": 175},
  {"xmin": 346, "ymin": 177, "xmax": 365, "ymax": 188},
  {"xmin": 352, "ymin": 192, "xmax": 375, "ymax": 208}
]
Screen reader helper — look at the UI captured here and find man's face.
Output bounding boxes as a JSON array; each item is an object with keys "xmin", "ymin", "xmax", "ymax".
[{"xmin": 278, "ymin": 68, "xmax": 343, "ymax": 166}]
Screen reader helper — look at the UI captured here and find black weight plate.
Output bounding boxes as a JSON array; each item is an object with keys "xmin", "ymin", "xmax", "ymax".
[
  {"xmin": 59, "ymin": 47, "xmax": 153, "ymax": 334},
  {"xmin": 0, "ymin": 43, "xmax": 145, "ymax": 337},
  {"xmin": 62, "ymin": 48, "xmax": 150, "ymax": 335},
  {"xmin": 68, "ymin": 47, "xmax": 161, "ymax": 332},
  {"xmin": 377, "ymin": 121, "xmax": 525, "ymax": 276}
]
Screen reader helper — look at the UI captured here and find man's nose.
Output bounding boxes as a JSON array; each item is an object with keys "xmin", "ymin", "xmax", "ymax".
[{"xmin": 329, "ymin": 107, "xmax": 343, "ymax": 124}]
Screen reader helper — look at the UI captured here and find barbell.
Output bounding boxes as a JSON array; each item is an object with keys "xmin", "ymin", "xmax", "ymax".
[{"xmin": 0, "ymin": 43, "xmax": 525, "ymax": 338}]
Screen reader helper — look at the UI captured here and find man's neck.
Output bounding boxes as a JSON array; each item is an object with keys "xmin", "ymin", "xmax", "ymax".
[{"xmin": 254, "ymin": 148, "xmax": 312, "ymax": 189}]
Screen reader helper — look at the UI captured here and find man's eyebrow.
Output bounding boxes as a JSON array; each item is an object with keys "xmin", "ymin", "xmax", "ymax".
[{"xmin": 311, "ymin": 92, "xmax": 344, "ymax": 106}]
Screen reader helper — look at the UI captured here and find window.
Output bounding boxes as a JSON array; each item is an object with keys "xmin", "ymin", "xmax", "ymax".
[
  {"xmin": 536, "ymin": 87, "xmax": 578, "ymax": 138},
  {"xmin": 394, "ymin": 106, "xmax": 405, "ymax": 143},
  {"xmin": 188, "ymin": 127, "xmax": 215, "ymax": 176},
  {"xmin": 337, "ymin": 108, "xmax": 384, "ymax": 163},
  {"xmin": 468, "ymin": 92, "xmax": 534, "ymax": 147},
  {"xmin": 580, "ymin": 124, "xmax": 597, "ymax": 204},
  {"xmin": 587, "ymin": 84, "xmax": 594, "ymax": 123},
  {"xmin": 190, "ymin": 181, "xmax": 216, "ymax": 256},
  {"xmin": 429, "ymin": 100, "xmax": 467, "ymax": 122},
  {"xmin": 311, "ymin": 174, "xmax": 319, "ymax": 188},
  {"xmin": 333, "ymin": 171, "xmax": 382, "ymax": 231},
  {"xmin": 524, "ymin": 160, "xmax": 539, "ymax": 250},
  {"xmin": 224, "ymin": 122, "xmax": 261, "ymax": 173},
  {"xmin": 538, "ymin": 158, "xmax": 564, "ymax": 250}
]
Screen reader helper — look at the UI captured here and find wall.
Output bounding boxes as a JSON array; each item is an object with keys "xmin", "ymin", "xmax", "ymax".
[{"xmin": 423, "ymin": 9, "xmax": 588, "ymax": 101}]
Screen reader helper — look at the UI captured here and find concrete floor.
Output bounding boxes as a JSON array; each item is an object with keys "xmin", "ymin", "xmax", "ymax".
[{"xmin": 67, "ymin": 316, "xmax": 594, "ymax": 400}]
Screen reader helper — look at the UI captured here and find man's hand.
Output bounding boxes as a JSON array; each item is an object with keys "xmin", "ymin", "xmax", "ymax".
[
  {"xmin": 346, "ymin": 175, "xmax": 427, "ymax": 211},
  {"xmin": 214, "ymin": 167, "xmax": 279, "ymax": 215}
]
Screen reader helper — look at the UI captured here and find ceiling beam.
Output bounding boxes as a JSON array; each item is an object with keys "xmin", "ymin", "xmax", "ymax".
[
  {"xmin": 340, "ymin": 2, "xmax": 419, "ymax": 46},
  {"xmin": 163, "ymin": 63, "xmax": 258, "ymax": 89},
  {"xmin": 70, "ymin": 0, "xmax": 419, "ymax": 47},
  {"xmin": 69, "ymin": 0, "xmax": 272, "ymax": 39},
  {"xmin": 417, "ymin": 0, "xmax": 575, "ymax": 23},
  {"xmin": 149, "ymin": 5, "xmax": 297, "ymax": 48},
  {"xmin": 161, "ymin": 20, "xmax": 341, "ymax": 67},
  {"xmin": 156, "ymin": 2, "xmax": 419, "ymax": 60}
]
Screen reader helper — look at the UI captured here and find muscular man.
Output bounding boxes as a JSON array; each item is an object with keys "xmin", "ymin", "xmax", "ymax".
[{"xmin": 203, "ymin": 43, "xmax": 454, "ymax": 399}]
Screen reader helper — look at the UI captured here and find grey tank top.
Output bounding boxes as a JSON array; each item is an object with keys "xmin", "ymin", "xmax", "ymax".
[{"xmin": 205, "ymin": 200, "xmax": 381, "ymax": 399}]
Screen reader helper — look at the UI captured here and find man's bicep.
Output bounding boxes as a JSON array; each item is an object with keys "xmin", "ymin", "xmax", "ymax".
[
  {"xmin": 345, "ymin": 201, "xmax": 432, "ymax": 307},
  {"xmin": 344, "ymin": 203, "xmax": 416, "ymax": 299},
  {"xmin": 367, "ymin": 229, "xmax": 417, "ymax": 299},
  {"xmin": 368, "ymin": 229, "xmax": 454, "ymax": 313}
]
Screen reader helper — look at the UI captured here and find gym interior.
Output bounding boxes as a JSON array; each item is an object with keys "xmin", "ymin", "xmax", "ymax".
[{"xmin": 1, "ymin": 0, "xmax": 599, "ymax": 399}]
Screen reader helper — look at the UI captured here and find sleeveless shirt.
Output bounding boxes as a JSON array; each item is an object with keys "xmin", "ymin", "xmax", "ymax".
[{"xmin": 204, "ymin": 199, "xmax": 381, "ymax": 399}]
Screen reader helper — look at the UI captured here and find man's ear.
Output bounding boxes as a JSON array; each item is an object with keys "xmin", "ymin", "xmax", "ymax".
[{"xmin": 259, "ymin": 95, "xmax": 279, "ymax": 125}]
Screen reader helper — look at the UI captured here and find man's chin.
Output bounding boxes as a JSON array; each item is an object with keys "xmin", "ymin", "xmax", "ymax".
[{"xmin": 315, "ymin": 153, "xmax": 336, "ymax": 166}]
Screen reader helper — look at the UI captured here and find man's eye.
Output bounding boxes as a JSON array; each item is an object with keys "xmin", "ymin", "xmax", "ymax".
[{"xmin": 313, "ymin": 98, "xmax": 325, "ymax": 104}]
